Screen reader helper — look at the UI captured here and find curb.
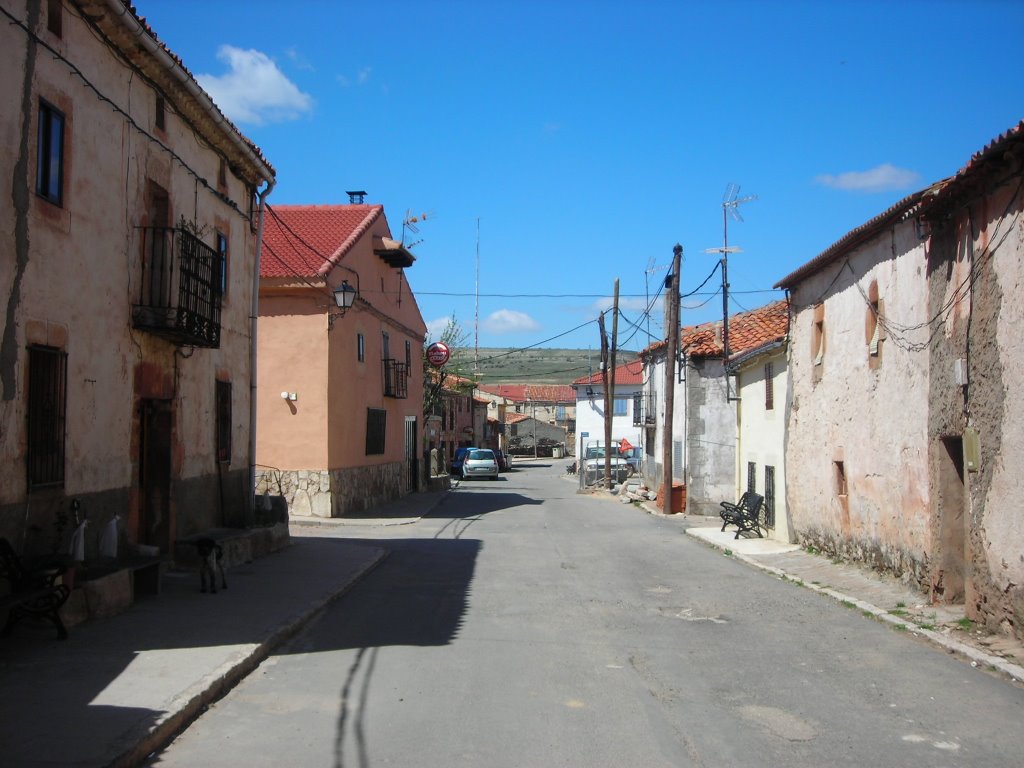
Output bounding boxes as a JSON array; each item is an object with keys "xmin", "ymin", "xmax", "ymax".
[
  {"xmin": 686, "ymin": 529, "xmax": 1024, "ymax": 686},
  {"xmin": 109, "ymin": 548, "xmax": 390, "ymax": 768}
]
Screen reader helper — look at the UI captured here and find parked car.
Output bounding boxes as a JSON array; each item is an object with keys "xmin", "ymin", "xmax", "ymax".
[
  {"xmin": 450, "ymin": 446, "xmax": 476, "ymax": 475},
  {"xmin": 493, "ymin": 449, "xmax": 512, "ymax": 472},
  {"xmin": 461, "ymin": 448, "xmax": 499, "ymax": 480},
  {"xmin": 581, "ymin": 443, "xmax": 630, "ymax": 485}
]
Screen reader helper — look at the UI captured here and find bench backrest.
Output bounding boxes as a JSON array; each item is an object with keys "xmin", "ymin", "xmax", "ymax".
[{"xmin": 744, "ymin": 493, "xmax": 765, "ymax": 514}]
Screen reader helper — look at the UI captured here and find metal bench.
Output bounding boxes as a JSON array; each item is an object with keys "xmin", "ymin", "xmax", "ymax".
[
  {"xmin": 0, "ymin": 538, "xmax": 71, "ymax": 640},
  {"xmin": 720, "ymin": 491, "xmax": 766, "ymax": 539}
]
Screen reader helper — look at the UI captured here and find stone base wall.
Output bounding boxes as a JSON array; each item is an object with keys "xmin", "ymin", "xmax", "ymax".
[
  {"xmin": 257, "ymin": 462, "xmax": 410, "ymax": 518},
  {"xmin": 797, "ymin": 526, "xmax": 930, "ymax": 593}
]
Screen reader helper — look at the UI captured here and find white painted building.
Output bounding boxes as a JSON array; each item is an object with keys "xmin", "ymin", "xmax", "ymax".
[{"xmin": 571, "ymin": 360, "xmax": 644, "ymax": 462}]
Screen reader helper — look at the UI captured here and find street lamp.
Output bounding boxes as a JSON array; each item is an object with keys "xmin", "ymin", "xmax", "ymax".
[{"xmin": 328, "ymin": 280, "xmax": 357, "ymax": 329}]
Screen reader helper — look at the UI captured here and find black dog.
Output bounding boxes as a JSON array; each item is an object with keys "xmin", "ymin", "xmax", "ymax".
[{"xmin": 195, "ymin": 537, "xmax": 227, "ymax": 593}]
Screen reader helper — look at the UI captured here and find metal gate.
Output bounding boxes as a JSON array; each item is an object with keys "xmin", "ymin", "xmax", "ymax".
[{"xmin": 404, "ymin": 416, "xmax": 418, "ymax": 491}]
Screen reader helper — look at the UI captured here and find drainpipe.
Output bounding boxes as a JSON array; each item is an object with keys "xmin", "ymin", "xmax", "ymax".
[{"xmin": 248, "ymin": 178, "xmax": 275, "ymax": 522}]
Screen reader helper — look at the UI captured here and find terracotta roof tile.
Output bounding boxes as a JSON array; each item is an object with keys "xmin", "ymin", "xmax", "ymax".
[
  {"xmin": 682, "ymin": 300, "xmax": 790, "ymax": 358},
  {"xmin": 571, "ymin": 359, "xmax": 644, "ymax": 386},
  {"xmin": 261, "ymin": 205, "xmax": 382, "ymax": 278},
  {"xmin": 477, "ymin": 384, "xmax": 575, "ymax": 402}
]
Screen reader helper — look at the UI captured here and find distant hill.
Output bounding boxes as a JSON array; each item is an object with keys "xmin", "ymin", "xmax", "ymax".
[{"xmin": 445, "ymin": 347, "xmax": 639, "ymax": 385}]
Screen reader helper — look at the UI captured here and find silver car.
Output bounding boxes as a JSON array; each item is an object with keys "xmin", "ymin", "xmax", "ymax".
[{"xmin": 461, "ymin": 448, "xmax": 499, "ymax": 480}]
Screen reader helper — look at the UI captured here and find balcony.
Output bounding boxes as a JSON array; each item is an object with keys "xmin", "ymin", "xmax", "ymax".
[
  {"xmin": 132, "ymin": 226, "xmax": 222, "ymax": 348},
  {"xmin": 383, "ymin": 358, "xmax": 409, "ymax": 399},
  {"xmin": 633, "ymin": 393, "xmax": 657, "ymax": 427}
]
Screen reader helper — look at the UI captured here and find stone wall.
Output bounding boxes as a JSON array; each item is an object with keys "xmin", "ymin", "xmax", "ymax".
[{"xmin": 256, "ymin": 461, "xmax": 410, "ymax": 518}]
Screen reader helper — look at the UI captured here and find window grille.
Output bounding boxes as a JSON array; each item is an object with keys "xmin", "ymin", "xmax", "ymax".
[
  {"xmin": 747, "ymin": 461, "xmax": 756, "ymax": 493},
  {"xmin": 764, "ymin": 362, "xmax": 774, "ymax": 410},
  {"xmin": 764, "ymin": 465, "xmax": 776, "ymax": 528},
  {"xmin": 27, "ymin": 345, "xmax": 67, "ymax": 487}
]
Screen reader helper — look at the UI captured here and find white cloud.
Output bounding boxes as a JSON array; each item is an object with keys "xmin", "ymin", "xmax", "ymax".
[
  {"xmin": 483, "ymin": 309, "xmax": 541, "ymax": 334},
  {"xmin": 197, "ymin": 46, "xmax": 313, "ymax": 125},
  {"xmin": 815, "ymin": 163, "xmax": 921, "ymax": 193},
  {"xmin": 337, "ymin": 66, "xmax": 372, "ymax": 88},
  {"xmin": 425, "ymin": 316, "xmax": 452, "ymax": 342}
]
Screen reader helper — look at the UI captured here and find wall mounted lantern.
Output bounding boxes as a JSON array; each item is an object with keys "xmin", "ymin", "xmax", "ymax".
[{"xmin": 328, "ymin": 280, "xmax": 357, "ymax": 329}]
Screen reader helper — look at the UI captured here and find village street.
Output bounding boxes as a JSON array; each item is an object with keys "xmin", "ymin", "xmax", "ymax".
[{"xmin": 150, "ymin": 462, "xmax": 1023, "ymax": 768}]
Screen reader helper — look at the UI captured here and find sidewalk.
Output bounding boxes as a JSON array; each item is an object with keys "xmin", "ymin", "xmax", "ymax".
[
  {"xmin": 0, "ymin": 490, "xmax": 448, "ymax": 768},
  {"xmin": 650, "ymin": 507, "xmax": 1024, "ymax": 686}
]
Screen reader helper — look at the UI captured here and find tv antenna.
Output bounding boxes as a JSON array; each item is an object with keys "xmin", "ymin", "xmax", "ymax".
[
  {"xmin": 704, "ymin": 184, "xmax": 756, "ymax": 363},
  {"xmin": 401, "ymin": 209, "xmax": 435, "ymax": 246}
]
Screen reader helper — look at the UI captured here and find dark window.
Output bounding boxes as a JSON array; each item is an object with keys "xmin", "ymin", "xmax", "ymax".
[
  {"xmin": 216, "ymin": 380, "xmax": 231, "ymax": 463},
  {"xmin": 382, "ymin": 332, "xmax": 390, "ymax": 361},
  {"xmin": 746, "ymin": 461, "xmax": 756, "ymax": 493},
  {"xmin": 36, "ymin": 101, "xmax": 64, "ymax": 205},
  {"xmin": 46, "ymin": 0, "xmax": 62, "ymax": 37},
  {"xmin": 218, "ymin": 158, "xmax": 227, "ymax": 188},
  {"xmin": 27, "ymin": 345, "xmax": 67, "ymax": 487},
  {"xmin": 155, "ymin": 96, "xmax": 165, "ymax": 131},
  {"xmin": 764, "ymin": 465, "xmax": 776, "ymax": 529},
  {"xmin": 405, "ymin": 339, "xmax": 411, "ymax": 369},
  {"xmin": 765, "ymin": 362, "xmax": 774, "ymax": 410},
  {"xmin": 366, "ymin": 408, "xmax": 386, "ymax": 455},
  {"xmin": 215, "ymin": 231, "xmax": 228, "ymax": 296},
  {"xmin": 357, "ymin": 333, "xmax": 365, "ymax": 362},
  {"xmin": 834, "ymin": 460, "xmax": 847, "ymax": 496}
]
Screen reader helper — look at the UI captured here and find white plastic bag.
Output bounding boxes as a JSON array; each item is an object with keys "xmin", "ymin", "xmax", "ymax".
[
  {"xmin": 69, "ymin": 520, "xmax": 88, "ymax": 562},
  {"xmin": 99, "ymin": 515, "xmax": 119, "ymax": 559}
]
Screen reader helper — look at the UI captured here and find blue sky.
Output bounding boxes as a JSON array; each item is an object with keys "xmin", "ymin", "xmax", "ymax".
[{"xmin": 136, "ymin": 0, "xmax": 1024, "ymax": 353}]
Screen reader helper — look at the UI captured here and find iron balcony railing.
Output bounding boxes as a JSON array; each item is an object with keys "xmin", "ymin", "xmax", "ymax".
[
  {"xmin": 383, "ymin": 358, "xmax": 409, "ymax": 399},
  {"xmin": 132, "ymin": 226, "xmax": 222, "ymax": 348},
  {"xmin": 633, "ymin": 393, "xmax": 657, "ymax": 426}
]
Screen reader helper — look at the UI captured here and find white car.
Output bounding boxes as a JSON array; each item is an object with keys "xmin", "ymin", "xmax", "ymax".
[{"xmin": 461, "ymin": 448, "xmax": 499, "ymax": 480}]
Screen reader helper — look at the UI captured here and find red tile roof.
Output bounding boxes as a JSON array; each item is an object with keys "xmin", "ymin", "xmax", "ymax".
[
  {"xmin": 571, "ymin": 359, "xmax": 644, "ymax": 386},
  {"xmin": 682, "ymin": 300, "xmax": 789, "ymax": 359},
  {"xmin": 261, "ymin": 205, "xmax": 382, "ymax": 278},
  {"xmin": 505, "ymin": 412, "xmax": 532, "ymax": 424},
  {"xmin": 477, "ymin": 384, "xmax": 575, "ymax": 403}
]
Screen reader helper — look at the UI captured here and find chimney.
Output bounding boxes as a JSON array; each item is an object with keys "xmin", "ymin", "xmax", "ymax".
[{"xmin": 346, "ymin": 190, "xmax": 367, "ymax": 204}]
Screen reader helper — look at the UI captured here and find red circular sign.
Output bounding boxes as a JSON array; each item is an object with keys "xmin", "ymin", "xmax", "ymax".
[{"xmin": 426, "ymin": 342, "xmax": 451, "ymax": 367}]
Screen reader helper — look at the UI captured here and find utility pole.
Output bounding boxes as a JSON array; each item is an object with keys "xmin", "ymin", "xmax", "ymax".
[
  {"xmin": 606, "ymin": 279, "xmax": 620, "ymax": 489},
  {"xmin": 598, "ymin": 311, "xmax": 610, "ymax": 485},
  {"xmin": 663, "ymin": 245, "xmax": 682, "ymax": 513}
]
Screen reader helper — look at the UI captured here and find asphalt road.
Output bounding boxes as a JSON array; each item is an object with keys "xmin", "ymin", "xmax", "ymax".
[{"xmin": 149, "ymin": 461, "xmax": 1024, "ymax": 768}]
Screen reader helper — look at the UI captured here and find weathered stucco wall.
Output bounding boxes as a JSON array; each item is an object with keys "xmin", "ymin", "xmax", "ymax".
[
  {"xmin": 786, "ymin": 219, "xmax": 932, "ymax": 585},
  {"xmin": 685, "ymin": 359, "xmax": 736, "ymax": 516},
  {"xmin": 0, "ymin": 3, "xmax": 266, "ymax": 554},
  {"xmin": 928, "ymin": 178, "xmax": 1024, "ymax": 636}
]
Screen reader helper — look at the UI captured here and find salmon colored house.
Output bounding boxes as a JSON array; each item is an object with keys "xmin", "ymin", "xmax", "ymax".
[{"xmin": 257, "ymin": 202, "xmax": 427, "ymax": 517}]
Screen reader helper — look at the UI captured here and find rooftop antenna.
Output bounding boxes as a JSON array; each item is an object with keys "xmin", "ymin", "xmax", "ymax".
[
  {"xmin": 704, "ymin": 183, "xmax": 756, "ymax": 363},
  {"xmin": 401, "ymin": 209, "xmax": 435, "ymax": 247}
]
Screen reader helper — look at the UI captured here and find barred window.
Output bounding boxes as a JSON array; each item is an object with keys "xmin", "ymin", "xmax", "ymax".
[
  {"xmin": 764, "ymin": 465, "xmax": 776, "ymax": 529},
  {"xmin": 764, "ymin": 362, "xmax": 774, "ymax": 410},
  {"xmin": 366, "ymin": 408, "xmax": 386, "ymax": 455},
  {"xmin": 27, "ymin": 345, "xmax": 67, "ymax": 487},
  {"xmin": 216, "ymin": 380, "xmax": 231, "ymax": 463},
  {"xmin": 747, "ymin": 461, "xmax": 756, "ymax": 493}
]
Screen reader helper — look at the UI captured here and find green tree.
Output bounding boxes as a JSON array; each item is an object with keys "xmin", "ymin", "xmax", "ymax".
[{"xmin": 423, "ymin": 316, "xmax": 475, "ymax": 417}]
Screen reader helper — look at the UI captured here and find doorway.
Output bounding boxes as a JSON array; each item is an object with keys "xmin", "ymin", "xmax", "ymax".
[
  {"xmin": 140, "ymin": 399, "xmax": 173, "ymax": 553},
  {"xmin": 933, "ymin": 436, "xmax": 967, "ymax": 603}
]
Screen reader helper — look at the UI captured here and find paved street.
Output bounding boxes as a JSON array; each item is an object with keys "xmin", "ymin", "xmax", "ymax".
[{"xmin": 149, "ymin": 461, "xmax": 1024, "ymax": 768}]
